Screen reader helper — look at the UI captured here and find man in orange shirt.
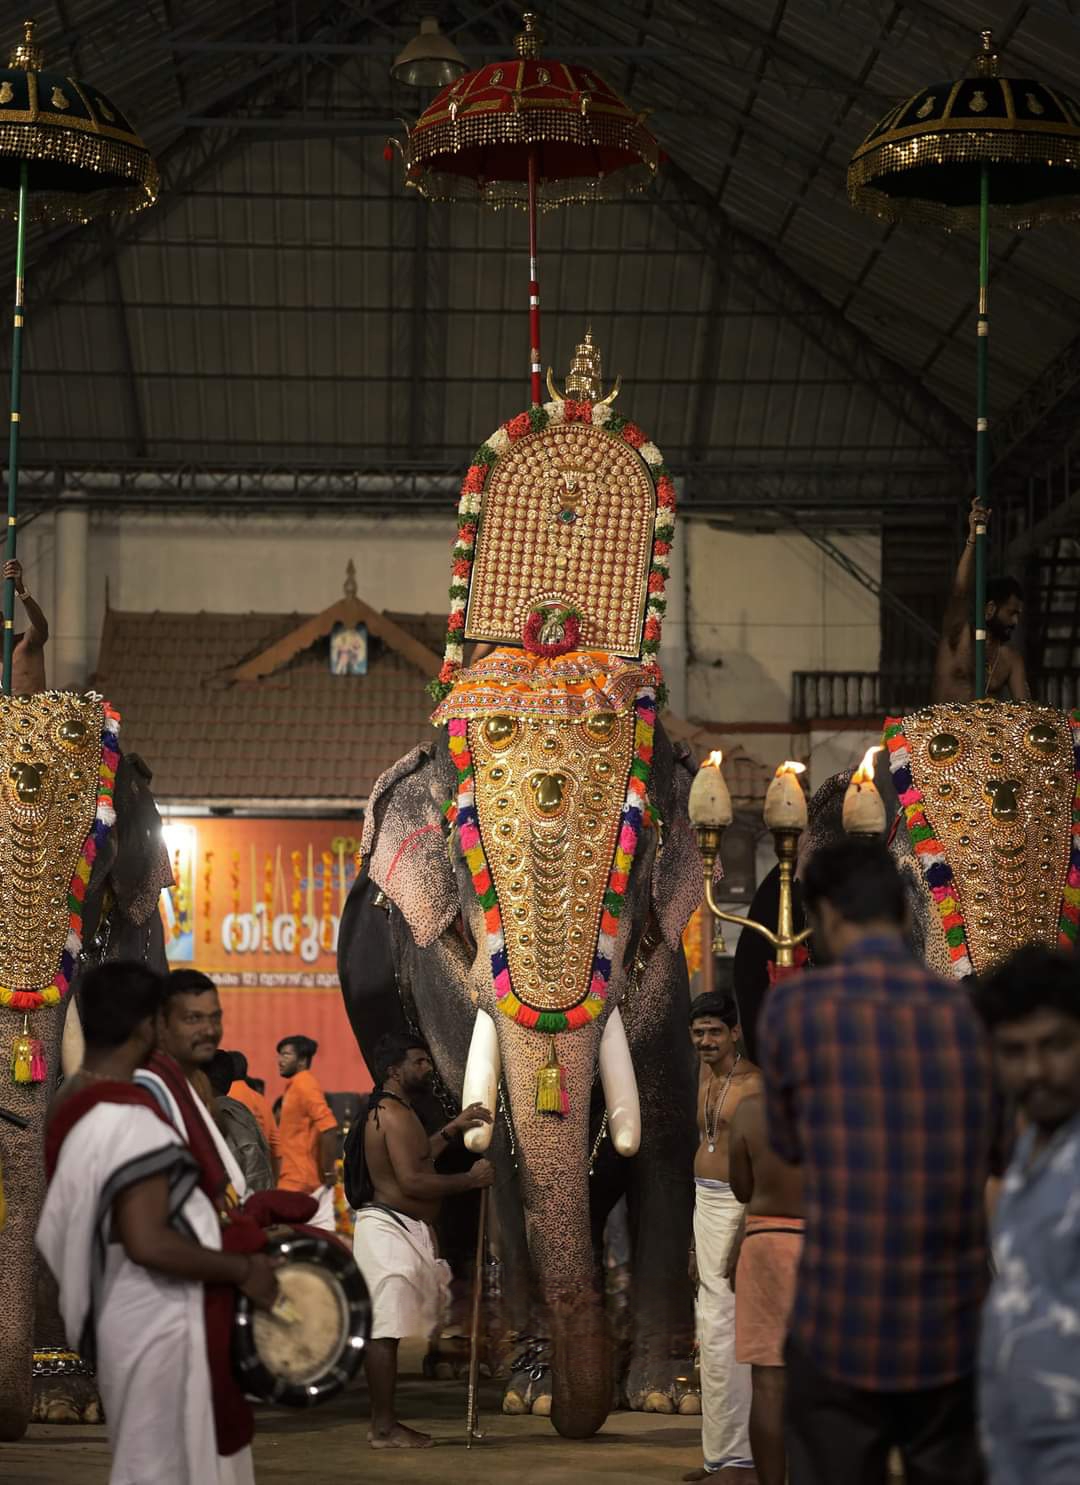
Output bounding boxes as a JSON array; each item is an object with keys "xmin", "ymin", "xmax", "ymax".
[
  {"xmin": 276, "ymin": 1035, "xmax": 339, "ymax": 1231},
  {"xmin": 228, "ymin": 1050, "xmax": 281, "ymax": 1185}
]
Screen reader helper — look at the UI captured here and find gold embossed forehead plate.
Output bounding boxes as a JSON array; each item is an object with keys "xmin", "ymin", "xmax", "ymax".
[
  {"xmin": 465, "ymin": 423, "xmax": 656, "ymax": 657},
  {"xmin": 904, "ymin": 701, "xmax": 1074, "ymax": 972},
  {"xmin": 0, "ymin": 691, "xmax": 104, "ymax": 991},
  {"xmin": 470, "ymin": 709, "xmax": 634, "ymax": 1013}
]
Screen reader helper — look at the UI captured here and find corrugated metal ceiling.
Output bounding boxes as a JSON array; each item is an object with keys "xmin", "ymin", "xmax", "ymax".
[{"xmin": 4, "ymin": 0, "xmax": 1080, "ymax": 513}]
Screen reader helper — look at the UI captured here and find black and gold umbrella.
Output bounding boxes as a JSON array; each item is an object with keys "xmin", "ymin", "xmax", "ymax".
[
  {"xmin": 0, "ymin": 20, "xmax": 157, "ymax": 691},
  {"xmin": 848, "ymin": 31, "xmax": 1080, "ymax": 695}
]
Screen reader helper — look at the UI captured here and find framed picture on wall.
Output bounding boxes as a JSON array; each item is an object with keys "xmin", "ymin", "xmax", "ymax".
[{"xmin": 330, "ymin": 622, "xmax": 368, "ymax": 675}]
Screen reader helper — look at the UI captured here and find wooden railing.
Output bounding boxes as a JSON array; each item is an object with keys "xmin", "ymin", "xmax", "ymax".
[{"xmin": 793, "ymin": 668, "xmax": 1079, "ymax": 721}]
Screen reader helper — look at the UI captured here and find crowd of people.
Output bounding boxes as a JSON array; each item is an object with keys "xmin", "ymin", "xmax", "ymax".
[
  {"xmin": 30, "ymin": 836, "xmax": 1080, "ymax": 1484},
  {"xmin": 687, "ymin": 839, "xmax": 1080, "ymax": 1485}
]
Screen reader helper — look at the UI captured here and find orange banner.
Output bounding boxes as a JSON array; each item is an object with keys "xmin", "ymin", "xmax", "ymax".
[{"xmin": 160, "ymin": 817, "xmax": 371, "ymax": 1102}]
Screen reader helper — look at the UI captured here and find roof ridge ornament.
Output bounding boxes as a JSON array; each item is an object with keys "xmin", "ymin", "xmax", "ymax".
[
  {"xmin": 343, "ymin": 559, "xmax": 358, "ymax": 600},
  {"xmin": 546, "ymin": 327, "xmax": 621, "ymax": 405}
]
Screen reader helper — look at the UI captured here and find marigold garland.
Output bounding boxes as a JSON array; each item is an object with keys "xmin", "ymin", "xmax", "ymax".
[
  {"xmin": 429, "ymin": 400, "xmax": 675, "ymax": 703},
  {"xmin": 447, "ymin": 689, "xmax": 656, "ymax": 1033},
  {"xmin": 884, "ymin": 715, "xmax": 974, "ymax": 978},
  {"xmin": 0, "ymin": 704, "xmax": 121, "ymax": 1011},
  {"xmin": 1057, "ymin": 709, "xmax": 1080, "ymax": 950}
]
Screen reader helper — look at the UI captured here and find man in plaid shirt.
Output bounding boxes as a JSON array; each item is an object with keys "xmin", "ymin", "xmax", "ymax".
[{"xmin": 758, "ymin": 839, "xmax": 992, "ymax": 1485}]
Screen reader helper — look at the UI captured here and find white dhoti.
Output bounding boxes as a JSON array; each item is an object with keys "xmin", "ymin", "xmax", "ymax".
[
  {"xmin": 695, "ymin": 1176, "xmax": 753, "ymax": 1473},
  {"xmin": 352, "ymin": 1206, "xmax": 451, "ymax": 1341},
  {"xmin": 308, "ymin": 1183, "xmax": 337, "ymax": 1232},
  {"xmin": 37, "ymin": 1099, "xmax": 254, "ymax": 1485}
]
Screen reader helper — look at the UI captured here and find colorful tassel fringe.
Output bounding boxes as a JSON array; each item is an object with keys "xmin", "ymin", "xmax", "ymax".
[{"xmin": 11, "ymin": 1014, "xmax": 45, "ymax": 1084}]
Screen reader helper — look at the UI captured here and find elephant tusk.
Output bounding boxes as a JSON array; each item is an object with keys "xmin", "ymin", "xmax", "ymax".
[
  {"xmin": 461, "ymin": 1008, "xmax": 501, "ymax": 1154},
  {"xmin": 61, "ymin": 994, "xmax": 85, "ymax": 1080},
  {"xmin": 599, "ymin": 1007, "xmax": 640, "ymax": 1157}
]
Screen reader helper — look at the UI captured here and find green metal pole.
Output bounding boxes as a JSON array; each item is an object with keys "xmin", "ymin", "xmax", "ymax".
[
  {"xmin": 974, "ymin": 161, "xmax": 990, "ymax": 699},
  {"xmin": 2, "ymin": 162, "xmax": 27, "ymax": 696}
]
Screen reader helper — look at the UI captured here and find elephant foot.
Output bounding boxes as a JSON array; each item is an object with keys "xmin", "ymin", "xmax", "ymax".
[
  {"xmin": 31, "ymin": 1366, "xmax": 103, "ymax": 1425},
  {"xmin": 501, "ymin": 1334, "xmax": 552, "ymax": 1418},
  {"xmin": 625, "ymin": 1352, "xmax": 699, "ymax": 1416}
]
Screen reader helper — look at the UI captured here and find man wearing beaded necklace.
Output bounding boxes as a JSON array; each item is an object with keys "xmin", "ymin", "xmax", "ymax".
[{"xmin": 684, "ymin": 991, "xmax": 762, "ymax": 1483}]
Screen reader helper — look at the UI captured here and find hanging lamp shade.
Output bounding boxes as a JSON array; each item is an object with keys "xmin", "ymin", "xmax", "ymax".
[
  {"xmin": 0, "ymin": 19, "xmax": 158, "ymax": 223},
  {"xmin": 392, "ymin": 15, "xmax": 467, "ymax": 90},
  {"xmin": 401, "ymin": 10, "xmax": 658, "ymax": 209},
  {"xmin": 848, "ymin": 30, "xmax": 1080, "ymax": 230}
]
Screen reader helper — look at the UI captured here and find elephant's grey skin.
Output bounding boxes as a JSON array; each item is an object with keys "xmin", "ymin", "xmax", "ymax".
[
  {"xmin": 0, "ymin": 753, "xmax": 170, "ymax": 1440},
  {"xmin": 340, "ymin": 722, "xmax": 700, "ymax": 1438}
]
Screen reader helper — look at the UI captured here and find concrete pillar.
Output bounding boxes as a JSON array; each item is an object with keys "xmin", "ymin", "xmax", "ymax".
[
  {"xmin": 658, "ymin": 502, "xmax": 688, "ymax": 717},
  {"xmin": 53, "ymin": 496, "xmax": 88, "ymax": 691}
]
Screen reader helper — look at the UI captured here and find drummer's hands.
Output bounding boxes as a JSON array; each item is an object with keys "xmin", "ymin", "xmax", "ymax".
[
  {"xmin": 240, "ymin": 1252, "xmax": 281, "ymax": 1311},
  {"xmin": 468, "ymin": 1158, "xmax": 495, "ymax": 1190},
  {"xmin": 448, "ymin": 1102, "xmax": 494, "ymax": 1138}
]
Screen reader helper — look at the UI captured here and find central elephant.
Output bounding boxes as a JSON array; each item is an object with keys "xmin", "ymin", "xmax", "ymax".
[
  {"xmin": 340, "ymin": 683, "xmax": 702, "ymax": 1437},
  {"xmin": 339, "ymin": 381, "xmax": 706, "ymax": 1438}
]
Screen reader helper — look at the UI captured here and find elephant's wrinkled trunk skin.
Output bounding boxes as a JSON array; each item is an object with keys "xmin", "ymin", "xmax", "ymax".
[{"xmin": 500, "ymin": 1016, "xmax": 611, "ymax": 1438}]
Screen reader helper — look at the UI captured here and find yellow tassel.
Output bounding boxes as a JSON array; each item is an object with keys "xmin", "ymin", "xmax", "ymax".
[
  {"xmin": 11, "ymin": 1014, "xmax": 45, "ymax": 1085},
  {"xmin": 535, "ymin": 1037, "xmax": 569, "ymax": 1117}
]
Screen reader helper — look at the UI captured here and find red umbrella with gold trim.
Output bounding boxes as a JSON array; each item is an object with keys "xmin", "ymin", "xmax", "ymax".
[{"xmin": 396, "ymin": 11, "xmax": 659, "ymax": 405}]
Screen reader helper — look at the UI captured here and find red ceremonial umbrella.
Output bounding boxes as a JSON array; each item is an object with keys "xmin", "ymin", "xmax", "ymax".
[{"xmin": 398, "ymin": 10, "xmax": 659, "ymax": 404}]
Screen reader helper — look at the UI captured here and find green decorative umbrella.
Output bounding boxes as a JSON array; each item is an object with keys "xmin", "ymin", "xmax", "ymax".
[
  {"xmin": 848, "ymin": 31, "xmax": 1080, "ymax": 695},
  {"xmin": 0, "ymin": 19, "xmax": 157, "ymax": 692}
]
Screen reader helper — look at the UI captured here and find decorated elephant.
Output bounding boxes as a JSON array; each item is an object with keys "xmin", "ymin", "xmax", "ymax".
[
  {"xmin": 735, "ymin": 699, "xmax": 1080, "ymax": 1053},
  {"xmin": 0, "ymin": 692, "xmax": 170, "ymax": 1440},
  {"xmin": 339, "ymin": 366, "xmax": 707, "ymax": 1439}
]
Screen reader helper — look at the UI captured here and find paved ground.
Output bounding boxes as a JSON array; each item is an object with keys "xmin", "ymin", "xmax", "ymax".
[{"xmin": 3, "ymin": 1374, "xmax": 708, "ymax": 1485}]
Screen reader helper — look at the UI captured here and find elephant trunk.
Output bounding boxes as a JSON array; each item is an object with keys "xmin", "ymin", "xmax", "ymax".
[{"xmin": 500, "ymin": 1021, "xmax": 611, "ymax": 1438}]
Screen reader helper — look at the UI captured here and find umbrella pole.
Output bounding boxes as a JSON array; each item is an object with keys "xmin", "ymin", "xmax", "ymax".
[
  {"xmin": 465, "ymin": 1184, "xmax": 489, "ymax": 1447},
  {"xmin": 974, "ymin": 161, "xmax": 990, "ymax": 699},
  {"xmin": 3, "ymin": 160, "xmax": 27, "ymax": 697},
  {"xmin": 528, "ymin": 146, "xmax": 542, "ymax": 406}
]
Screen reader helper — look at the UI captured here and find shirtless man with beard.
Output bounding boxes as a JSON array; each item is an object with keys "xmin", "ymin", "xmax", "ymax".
[{"xmin": 933, "ymin": 500, "xmax": 1030, "ymax": 703}]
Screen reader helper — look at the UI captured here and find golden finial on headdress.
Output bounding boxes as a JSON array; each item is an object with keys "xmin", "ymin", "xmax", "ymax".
[
  {"xmin": 9, "ymin": 18, "xmax": 44, "ymax": 70},
  {"xmin": 546, "ymin": 326, "xmax": 621, "ymax": 405}
]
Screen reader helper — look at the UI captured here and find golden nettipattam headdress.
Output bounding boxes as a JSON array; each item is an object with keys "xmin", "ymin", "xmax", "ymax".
[{"xmin": 428, "ymin": 335, "xmax": 675, "ymax": 704}]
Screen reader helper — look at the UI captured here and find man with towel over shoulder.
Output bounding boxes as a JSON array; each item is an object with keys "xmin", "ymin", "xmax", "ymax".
[{"xmin": 351, "ymin": 1033, "xmax": 494, "ymax": 1451}]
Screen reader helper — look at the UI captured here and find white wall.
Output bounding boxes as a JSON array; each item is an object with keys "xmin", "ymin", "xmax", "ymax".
[
  {"xmin": 20, "ymin": 508, "xmax": 456, "ymax": 686},
  {"xmin": 687, "ymin": 523, "xmax": 881, "ymax": 725}
]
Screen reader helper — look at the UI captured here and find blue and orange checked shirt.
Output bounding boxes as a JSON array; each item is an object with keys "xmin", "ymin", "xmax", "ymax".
[{"xmin": 758, "ymin": 933, "xmax": 993, "ymax": 1392}]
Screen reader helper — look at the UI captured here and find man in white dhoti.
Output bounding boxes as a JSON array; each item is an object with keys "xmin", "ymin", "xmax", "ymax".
[
  {"xmin": 686, "ymin": 993, "xmax": 761, "ymax": 1482},
  {"xmin": 351, "ymin": 1033, "xmax": 494, "ymax": 1450},
  {"xmin": 37, "ymin": 961, "xmax": 278, "ymax": 1485}
]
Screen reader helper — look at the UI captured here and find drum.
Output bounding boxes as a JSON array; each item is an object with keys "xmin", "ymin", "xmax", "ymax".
[{"xmin": 233, "ymin": 1231, "xmax": 370, "ymax": 1407}]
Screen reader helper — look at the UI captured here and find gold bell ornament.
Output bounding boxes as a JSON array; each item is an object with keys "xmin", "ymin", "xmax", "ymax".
[
  {"xmin": 535, "ymin": 1036, "xmax": 569, "ymax": 1117},
  {"xmin": 11, "ymin": 1014, "xmax": 46, "ymax": 1084}
]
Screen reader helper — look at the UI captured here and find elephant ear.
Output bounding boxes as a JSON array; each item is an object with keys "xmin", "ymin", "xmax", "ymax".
[
  {"xmin": 108, "ymin": 752, "xmax": 173, "ymax": 926},
  {"xmin": 649, "ymin": 725, "xmax": 706, "ymax": 951},
  {"xmin": 361, "ymin": 740, "xmax": 458, "ymax": 949}
]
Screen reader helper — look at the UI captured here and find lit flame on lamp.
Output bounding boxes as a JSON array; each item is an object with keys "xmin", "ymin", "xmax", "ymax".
[
  {"xmin": 763, "ymin": 760, "xmax": 808, "ymax": 831},
  {"xmin": 843, "ymin": 745, "xmax": 886, "ymax": 836},
  {"xmin": 688, "ymin": 748, "xmax": 733, "ymax": 829}
]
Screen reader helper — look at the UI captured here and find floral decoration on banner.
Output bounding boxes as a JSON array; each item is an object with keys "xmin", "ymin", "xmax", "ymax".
[
  {"xmin": 447, "ymin": 689, "xmax": 656, "ymax": 1033},
  {"xmin": 884, "ymin": 716, "xmax": 973, "ymax": 978},
  {"xmin": 429, "ymin": 399, "xmax": 676, "ymax": 703},
  {"xmin": 230, "ymin": 850, "xmax": 241, "ymax": 951},
  {"xmin": 203, "ymin": 851, "xmax": 214, "ymax": 947},
  {"xmin": 0, "ymin": 705, "xmax": 121, "ymax": 1011},
  {"xmin": 290, "ymin": 849, "xmax": 303, "ymax": 945},
  {"xmin": 1058, "ymin": 709, "xmax": 1080, "ymax": 950},
  {"xmin": 321, "ymin": 850, "xmax": 335, "ymax": 952}
]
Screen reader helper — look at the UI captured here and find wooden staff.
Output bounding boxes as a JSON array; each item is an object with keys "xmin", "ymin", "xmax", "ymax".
[{"xmin": 465, "ymin": 1185, "xmax": 489, "ymax": 1447}]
